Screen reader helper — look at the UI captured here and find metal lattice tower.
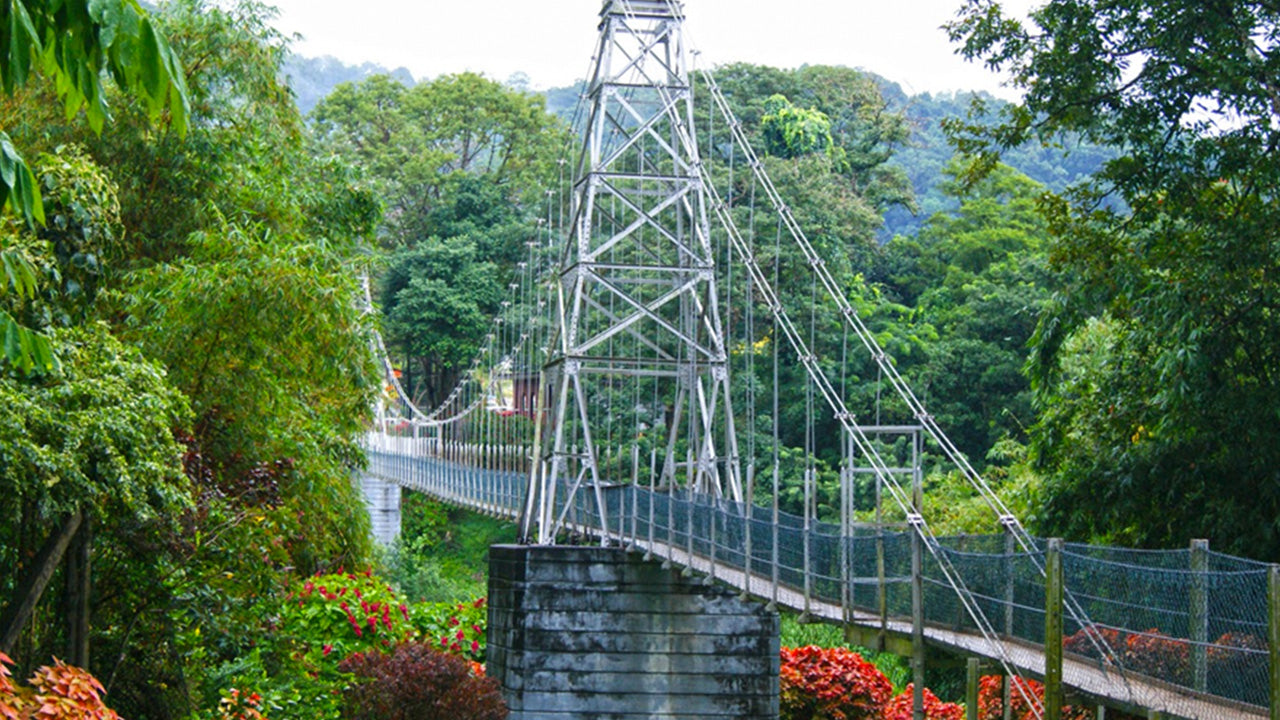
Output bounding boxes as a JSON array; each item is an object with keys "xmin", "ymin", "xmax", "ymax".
[{"xmin": 521, "ymin": 0, "xmax": 741, "ymax": 544}]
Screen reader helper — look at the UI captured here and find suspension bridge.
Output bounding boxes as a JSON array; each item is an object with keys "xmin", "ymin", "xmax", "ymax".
[{"xmin": 362, "ymin": 1, "xmax": 1276, "ymax": 718}]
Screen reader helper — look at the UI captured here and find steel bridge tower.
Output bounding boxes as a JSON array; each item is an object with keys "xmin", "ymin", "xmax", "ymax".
[{"xmin": 521, "ymin": 0, "xmax": 741, "ymax": 544}]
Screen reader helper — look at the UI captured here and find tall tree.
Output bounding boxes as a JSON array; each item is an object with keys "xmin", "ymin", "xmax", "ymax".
[
  {"xmin": 0, "ymin": 0, "xmax": 188, "ymax": 373},
  {"xmin": 311, "ymin": 72, "xmax": 566, "ymax": 246},
  {"xmin": 948, "ymin": 0, "xmax": 1280, "ymax": 558},
  {"xmin": 2, "ymin": 2, "xmax": 382, "ymax": 714}
]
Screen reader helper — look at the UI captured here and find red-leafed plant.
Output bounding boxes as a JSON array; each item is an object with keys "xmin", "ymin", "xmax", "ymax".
[
  {"xmin": 1063, "ymin": 625, "xmax": 1125, "ymax": 662},
  {"xmin": 882, "ymin": 684, "xmax": 964, "ymax": 720},
  {"xmin": 1123, "ymin": 630, "xmax": 1190, "ymax": 685},
  {"xmin": 0, "ymin": 653, "xmax": 122, "ymax": 720},
  {"xmin": 779, "ymin": 645, "xmax": 892, "ymax": 720},
  {"xmin": 339, "ymin": 641, "xmax": 506, "ymax": 720},
  {"xmin": 1206, "ymin": 632, "xmax": 1266, "ymax": 698},
  {"xmin": 976, "ymin": 674, "xmax": 1095, "ymax": 720}
]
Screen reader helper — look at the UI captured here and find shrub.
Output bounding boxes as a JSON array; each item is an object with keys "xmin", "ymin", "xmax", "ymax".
[
  {"xmin": 0, "ymin": 653, "xmax": 122, "ymax": 720},
  {"xmin": 339, "ymin": 642, "xmax": 507, "ymax": 720},
  {"xmin": 976, "ymin": 674, "xmax": 1095, "ymax": 720},
  {"xmin": 410, "ymin": 597, "xmax": 488, "ymax": 662},
  {"xmin": 779, "ymin": 645, "xmax": 892, "ymax": 720},
  {"xmin": 883, "ymin": 684, "xmax": 964, "ymax": 720},
  {"xmin": 213, "ymin": 688, "xmax": 268, "ymax": 720},
  {"xmin": 1063, "ymin": 626, "xmax": 1125, "ymax": 662},
  {"xmin": 277, "ymin": 570, "xmax": 416, "ymax": 666},
  {"xmin": 1122, "ymin": 629, "xmax": 1190, "ymax": 685},
  {"xmin": 190, "ymin": 649, "xmax": 346, "ymax": 720},
  {"xmin": 1206, "ymin": 632, "xmax": 1266, "ymax": 701}
]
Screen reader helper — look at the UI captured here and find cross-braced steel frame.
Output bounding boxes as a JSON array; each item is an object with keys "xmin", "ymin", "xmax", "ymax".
[{"xmin": 521, "ymin": 0, "xmax": 741, "ymax": 544}]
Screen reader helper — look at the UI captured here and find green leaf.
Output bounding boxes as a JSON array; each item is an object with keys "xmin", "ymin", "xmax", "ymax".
[
  {"xmin": 0, "ymin": 131, "xmax": 45, "ymax": 226},
  {"xmin": 4, "ymin": 0, "xmax": 41, "ymax": 92}
]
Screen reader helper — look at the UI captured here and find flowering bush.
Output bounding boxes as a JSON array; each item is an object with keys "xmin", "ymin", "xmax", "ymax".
[
  {"xmin": 1122, "ymin": 629, "xmax": 1189, "ymax": 685},
  {"xmin": 0, "ymin": 653, "xmax": 122, "ymax": 720},
  {"xmin": 410, "ymin": 597, "xmax": 488, "ymax": 662},
  {"xmin": 278, "ymin": 570, "xmax": 416, "ymax": 666},
  {"xmin": 339, "ymin": 642, "xmax": 506, "ymax": 720},
  {"xmin": 882, "ymin": 684, "xmax": 964, "ymax": 720},
  {"xmin": 779, "ymin": 645, "xmax": 892, "ymax": 720}
]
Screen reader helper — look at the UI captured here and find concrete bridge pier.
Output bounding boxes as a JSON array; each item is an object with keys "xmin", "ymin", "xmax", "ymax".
[
  {"xmin": 487, "ymin": 545, "xmax": 780, "ymax": 719},
  {"xmin": 359, "ymin": 473, "xmax": 401, "ymax": 546}
]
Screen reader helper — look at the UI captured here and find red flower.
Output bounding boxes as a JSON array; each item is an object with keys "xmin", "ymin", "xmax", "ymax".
[
  {"xmin": 323, "ymin": 644, "xmax": 333, "ymax": 657},
  {"xmin": 471, "ymin": 640, "xmax": 480, "ymax": 654}
]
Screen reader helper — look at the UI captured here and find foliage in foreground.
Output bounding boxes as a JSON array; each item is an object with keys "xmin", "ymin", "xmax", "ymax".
[
  {"xmin": 194, "ymin": 568, "xmax": 493, "ymax": 720},
  {"xmin": 339, "ymin": 642, "xmax": 507, "ymax": 720},
  {"xmin": 0, "ymin": 652, "xmax": 121, "ymax": 720},
  {"xmin": 779, "ymin": 645, "xmax": 894, "ymax": 720}
]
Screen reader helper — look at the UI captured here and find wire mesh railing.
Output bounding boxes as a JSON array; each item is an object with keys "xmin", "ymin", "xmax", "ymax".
[{"xmin": 364, "ymin": 444, "xmax": 1273, "ymax": 716}]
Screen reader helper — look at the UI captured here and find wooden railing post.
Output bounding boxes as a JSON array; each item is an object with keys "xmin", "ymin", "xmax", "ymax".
[
  {"xmin": 1189, "ymin": 538, "xmax": 1209, "ymax": 692},
  {"xmin": 966, "ymin": 657, "xmax": 980, "ymax": 720},
  {"xmin": 1045, "ymin": 538, "xmax": 1064, "ymax": 720},
  {"xmin": 911, "ymin": 514, "xmax": 925, "ymax": 720},
  {"xmin": 1269, "ymin": 564, "xmax": 1280, "ymax": 720},
  {"xmin": 1002, "ymin": 520, "xmax": 1016, "ymax": 720}
]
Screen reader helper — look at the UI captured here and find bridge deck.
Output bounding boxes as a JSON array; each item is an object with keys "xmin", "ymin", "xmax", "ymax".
[{"xmin": 637, "ymin": 538, "xmax": 1266, "ymax": 720}]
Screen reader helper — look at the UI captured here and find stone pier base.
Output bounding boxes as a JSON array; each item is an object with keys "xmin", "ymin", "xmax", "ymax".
[{"xmin": 487, "ymin": 544, "xmax": 779, "ymax": 719}]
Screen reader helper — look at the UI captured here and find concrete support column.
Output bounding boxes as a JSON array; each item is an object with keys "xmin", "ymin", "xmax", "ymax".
[{"xmin": 487, "ymin": 545, "xmax": 779, "ymax": 719}]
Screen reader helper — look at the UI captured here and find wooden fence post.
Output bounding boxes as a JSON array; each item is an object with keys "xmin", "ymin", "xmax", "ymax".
[
  {"xmin": 1045, "ymin": 538, "xmax": 1064, "ymax": 720},
  {"xmin": 911, "ymin": 518, "xmax": 925, "ymax": 720},
  {"xmin": 1269, "ymin": 564, "xmax": 1279, "ymax": 720},
  {"xmin": 966, "ymin": 657, "xmax": 980, "ymax": 720},
  {"xmin": 1190, "ymin": 538, "xmax": 1208, "ymax": 692},
  {"xmin": 1002, "ymin": 521, "xmax": 1016, "ymax": 720}
]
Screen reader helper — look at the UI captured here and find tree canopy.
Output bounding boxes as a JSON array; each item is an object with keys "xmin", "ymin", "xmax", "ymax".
[{"xmin": 949, "ymin": 0, "xmax": 1280, "ymax": 558}]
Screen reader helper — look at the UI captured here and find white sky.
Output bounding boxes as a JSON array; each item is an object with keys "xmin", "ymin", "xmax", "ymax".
[{"xmin": 267, "ymin": 0, "xmax": 1036, "ymax": 100}]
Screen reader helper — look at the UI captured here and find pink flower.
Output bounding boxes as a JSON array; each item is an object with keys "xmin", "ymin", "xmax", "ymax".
[
  {"xmin": 455, "ymin": 629, "xmax": 465, "ymax": 641},
  {"xmin": 471, "ymin": 640, "xmax": 480, "ymax": 654}
]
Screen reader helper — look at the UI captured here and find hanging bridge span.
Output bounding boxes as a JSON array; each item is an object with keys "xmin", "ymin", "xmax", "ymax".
[{"xmin": 362, "ymin": 1, "xmax": 1276, "ymax": 718}]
